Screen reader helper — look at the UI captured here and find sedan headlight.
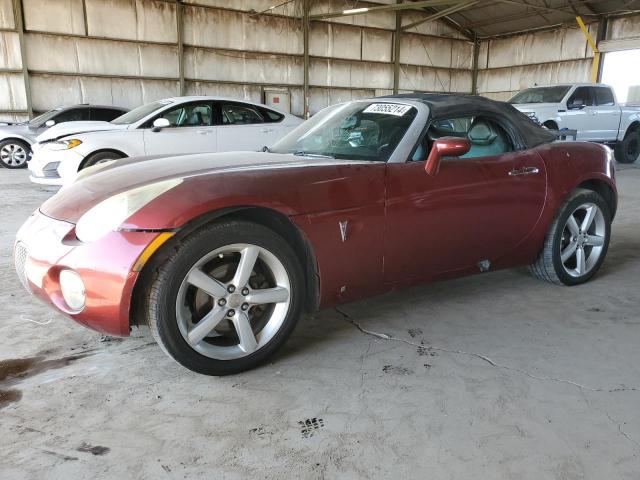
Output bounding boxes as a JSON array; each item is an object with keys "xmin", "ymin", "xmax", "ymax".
[
  {"xmin": 75, "ymin": 179, "xmax": 182, "ymax": 243},
  {"xmin": 48, "ymin": 139, "xmax": 82, "ymax": 151}
]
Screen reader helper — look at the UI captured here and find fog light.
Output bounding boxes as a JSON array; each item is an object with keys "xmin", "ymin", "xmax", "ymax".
[{"xmin": 60, "ymin": 269, "xmax": 85, "ymax": 311}]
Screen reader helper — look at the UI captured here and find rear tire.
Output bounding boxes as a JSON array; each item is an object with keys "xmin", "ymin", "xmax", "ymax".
[
  {"xmin": 529, "ymin": 189, "xmax": 611, "ymax": 286},
  {"xmin": 0, "ymin": 139, "xmax": 30, "ymax": 168},
  {"xmin": 82, "ymin": 151, "xmax": 125, "ymax": 169},
  {"xmin": 614, "ymin": 128, "xmax": 639, "ymax": 164},
  {"xmin": 147, "ymin": 220, "xmax": 304, "ymax": 376}
]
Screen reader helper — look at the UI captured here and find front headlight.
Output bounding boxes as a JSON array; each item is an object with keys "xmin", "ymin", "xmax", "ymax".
[
  {"xmin": 75, "ymin": 179, "xmax": 182, "ymax": 243},
  {"xmin": 48, "ymin": 139, "xmax": 82, "ymax": 151}
]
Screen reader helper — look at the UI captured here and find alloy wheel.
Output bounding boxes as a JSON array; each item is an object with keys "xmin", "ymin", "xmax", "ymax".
[
  {"xmin": 559, "ymin": 202, "xmax": 606, "ymax": 277},
  {"xmin": 175, "ymin": 243, "xmax": 291, "ymax": 360},
  {"xmin": 0, "ymin": 143, "xmax": 28, "ymax": 167}
]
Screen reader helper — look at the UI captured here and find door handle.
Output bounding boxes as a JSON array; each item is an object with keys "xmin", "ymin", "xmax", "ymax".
[
  {"xmin": 509, "ymin": 166, "xmax": 539, "ymax": 176},
  {"xmin": 196, "ymin": 130, "xmax": 211, "ymax": 135},
  {"xmin": 259, "ymin": 128, "xmax": 274, "ymax": 133}
]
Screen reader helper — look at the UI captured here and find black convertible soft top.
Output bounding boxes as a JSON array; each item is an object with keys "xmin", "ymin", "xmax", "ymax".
[{"xmin": 383, "ymin": 93, "xmax": 556, "ymax": 149}]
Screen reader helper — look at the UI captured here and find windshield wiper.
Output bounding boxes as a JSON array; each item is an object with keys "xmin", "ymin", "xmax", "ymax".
[{"xmin": 293, "ymin": 150, "xmax": 335, "ymax": 159}]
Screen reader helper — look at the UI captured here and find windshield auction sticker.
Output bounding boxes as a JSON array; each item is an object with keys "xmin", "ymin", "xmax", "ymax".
[{"xmin": 363, "ymin": 103, "xmax": 412, "ymax": 116}]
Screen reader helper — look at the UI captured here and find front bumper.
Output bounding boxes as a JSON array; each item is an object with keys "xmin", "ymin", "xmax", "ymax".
[
  {"xmin": 28, "ymin": 148, "xmax": 85, "ymax": 186},
  {"xmin": 14, "ymin": 210, "xmax": 162, "ymax": 336}
]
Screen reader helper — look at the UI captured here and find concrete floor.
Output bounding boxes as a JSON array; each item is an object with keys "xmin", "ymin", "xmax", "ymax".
[{"xmin": 0, "ymin": 165, "xmax": 639, "ymax": 479}]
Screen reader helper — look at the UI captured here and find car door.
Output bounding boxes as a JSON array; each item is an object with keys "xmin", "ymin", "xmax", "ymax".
[
  {"xmin": 591, "ymin": 87, "xmax": 620, "ymax": 141},
  {"xmin": 561, "ymin": 86, "xmax": 596, "ymax": 140},
  {"xmin": 383, "ymin": 116, "xmax": 547, "ymax": 284},
  {"xmin": 142, "ymin": 101, "xmax": 217, "ymax": 155},
  {"xmin": 215, "ymin": 101, "xmax": 279, "ymax": 152}
]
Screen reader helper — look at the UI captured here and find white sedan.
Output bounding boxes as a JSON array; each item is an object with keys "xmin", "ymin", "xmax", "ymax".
[{"xmin": 28, "ymin": 96, "xmax": 302, "ymax": 185}]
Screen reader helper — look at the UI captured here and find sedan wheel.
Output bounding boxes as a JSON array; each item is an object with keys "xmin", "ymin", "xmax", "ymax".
[
  {"xmin": 530, "ymin": 188, "xmax": 611, "ymax": 286},
  {"xmin": 147, "ymin": 220, "xmax": 304, "ymax": 375},
  {"xmin": 0, "ymin": 140, "xmax": 30, "ymax": 168}
]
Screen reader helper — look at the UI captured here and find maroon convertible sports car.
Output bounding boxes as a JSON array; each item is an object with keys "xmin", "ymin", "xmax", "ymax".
[{"xmin": 15, "ymin": 94, "xmax": 617, "ymax": 375}]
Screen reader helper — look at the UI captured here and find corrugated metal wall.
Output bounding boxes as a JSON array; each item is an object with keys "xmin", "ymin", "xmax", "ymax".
[
  {"xmin": 476, "ymin": 15, "xmax": 640, "ymax": 102},
  {"xmin": 0, "ymin": 0, "xmax": 474, "ymax": 123},
  {"xmin": 476, "ymin": 25, "xmax": 597, "ymax": 101}
]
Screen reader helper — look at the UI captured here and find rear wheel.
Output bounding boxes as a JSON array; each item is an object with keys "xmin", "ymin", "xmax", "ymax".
[
  {"xmin": 82, "ymin": 151, "xmax": 125, "ymax": 169},
  {"xmin": 530, "ymin": 189, "xmax": 611, "ymax": 286},
  {"xmin": 614, "ymin": 128, "xmax": 639, "ymax": 164},
  {"xmin": 0, "ymin": 139, "xmax": 30, "ymax": 168},
  {"xmin": 147, "ymin": 220, "xmax": 304, "ymax": 375}
]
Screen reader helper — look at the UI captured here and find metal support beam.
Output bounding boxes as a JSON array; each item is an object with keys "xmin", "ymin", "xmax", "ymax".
[
  {"xmin": 303, "ymin": 0, "xmax": 310, "ymax": 118},
  {"xmin": 471, "ymin": 34, "xmax": 480, "ymax": 95},
  {"xmin": 12, "ymin": 0, "xmax": 32, "ymax": 118},
  {"xmin": 177, "ymin": 0, "xmax": 185, "ymax": 95},
  {"xmin": 310, "ymin": 0, "xmax": 464, "ymax": 20},
  {"xmin": 595, "ymin": 16, "xmax": 608, "ymax": 82},
  {"xmin": 402, "ymin": 0, "xmax": 479, "ymax": 31},
  {"xmin": 576, "ymin": 15, "xmax": 600, "ymax": 82},
  {"xmin": 393, "ymin": 0, "xmax": 402, "ymax": 94}
]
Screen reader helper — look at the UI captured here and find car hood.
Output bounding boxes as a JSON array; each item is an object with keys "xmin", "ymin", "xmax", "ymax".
[
  {"xmin": 36, "ymin": 121, "xmax": 127, "ymax": 142},
  {"xmin": 40, "ymin": 151, "xmax": 371, "ymax": 223},
  {"xmin": 512, "ymin": 103, "xmax": 560, "ymax": 111},
  {"xmin": 0, "ymin": 124, "xmax": 36, "ymax": 140}
]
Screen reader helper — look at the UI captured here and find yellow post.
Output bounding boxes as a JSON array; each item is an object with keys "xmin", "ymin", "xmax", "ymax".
[{"xmin": 576, "ymin": 16, "xmax": 600, "ymax": 82}]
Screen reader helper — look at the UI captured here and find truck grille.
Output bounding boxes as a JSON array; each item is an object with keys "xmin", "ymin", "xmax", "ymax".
[{"xmin": 14, "ymin": 242, "xmax": 30, "ymax": 292}]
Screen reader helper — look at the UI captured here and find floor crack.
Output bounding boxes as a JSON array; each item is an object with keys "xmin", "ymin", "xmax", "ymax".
[
  {"xmin": 335, "ymin": 307, "xmax": 640, "ymax": 394},
  {"xmin": 605, "ymin": 410, "xmax": 640, "ymax": 452}
]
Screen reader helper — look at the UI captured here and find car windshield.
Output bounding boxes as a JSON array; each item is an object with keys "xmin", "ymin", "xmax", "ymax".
[
  {"xmin": 509, "ymin": 86, "xmax": 571, "ymax": 104},
  {"xmin": 270, "ymin": 101, "xmax": 417, "ymax": 161},
  {"xmin": 29, "ymin": 108, "xmax": 63, "ymax": 127},
  {"xmin": 111, "ymin": 100, "xmax": 172, "ymax": 125}
]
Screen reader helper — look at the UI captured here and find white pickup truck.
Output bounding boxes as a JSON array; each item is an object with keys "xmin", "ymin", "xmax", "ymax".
[{"xmin": 510, "ymin": 83, "xmax": 640, "ymax": 163}]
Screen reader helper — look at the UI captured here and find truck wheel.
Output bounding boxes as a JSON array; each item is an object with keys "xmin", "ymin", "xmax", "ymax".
[{"xmin": 614, "ymin": 129, "xmax": 639, "ymax": 164}]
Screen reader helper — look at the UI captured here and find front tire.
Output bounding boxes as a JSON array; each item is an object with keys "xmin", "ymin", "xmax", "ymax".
[
  {"xmin": 147, "ymin": 220, "xmax": 304, "ymax": 375},
  {"xmin": 614, "ymin": 129, "xmax": 639, "ymax": 164},
  {"xmin": 0, "ymin": 139, "xmax": 30, "ymax": 168},
  {"xmin": 82, "ymin": 151, "xmax": 125, "ymax": 169},
  {"xmin": 530, "ymin": 189, "xmax": 611, "ymax": 286}
]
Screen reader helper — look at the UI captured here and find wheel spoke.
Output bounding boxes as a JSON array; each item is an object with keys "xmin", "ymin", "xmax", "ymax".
[
  {"xmin": 245, "ymin": 286, "xmax": 289, "ymax": 305},
  {"xmin": 232, "ymin": 311, "xmax": 258, "ymax": 353},
  {"xmin": 561, "ymin": 242, "xmax": 577, "ymax": 263},
  {"xmin": 187, "ymin": 306, "xmax": 227, "ymax": 346},
  {"xmin": 187, "ymin": 268, "xmax": 227, "ymax": 298},
  {"xmin": 232, "ymin": 246, "xmax": 259, "ymax": 288},
  {"xmin": 581, "ymin": 206, "xmax": 596, "ymax": 232},
  {"xmin": 576, "ymin": 248, "xmax": 586, "ymax": 275},
  {"xmin": 566, "ymin": 215, "xmax": 580, "ymax": 236},
  {"xmin": 585, "ymin": 234, "xmax": 604, "ymax": 246}
]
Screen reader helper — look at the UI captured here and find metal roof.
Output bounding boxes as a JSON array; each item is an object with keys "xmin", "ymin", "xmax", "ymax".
[{"xmin": 422, "ymin": 0, "xmax": 640, "ymax": 39}]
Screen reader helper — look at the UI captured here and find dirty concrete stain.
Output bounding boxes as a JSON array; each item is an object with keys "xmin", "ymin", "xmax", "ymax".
[
  {"xmin": 299, "ymin": 418, "xmax": 324, "ymax": 438},
  {"xmin": 0, "ymin": 388, "xmax": 22, "ymax": 409},
  {"xmin": 76, "ymin": 443, "xmax": 110, "ymax": 456},
  {"xmin": 0, "ymin": 353, "xmax": 91, "ymax": 383},
  {"xmin": 0, "ymin": 353, "xmax": 92, "ymax": 409},
  {"xmin": 41, "ymin": 450, "xmax": 78, "ymax": 462},
  {"xmin": 382, "ymin": 365, "xmax": 413, "ymax": 375},
  {"xmin": 407, "ymin": 328, "xmax": 423, "ymax": 338}
]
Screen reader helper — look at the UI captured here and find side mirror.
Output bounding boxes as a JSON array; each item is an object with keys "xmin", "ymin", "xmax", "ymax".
[
  {"xmin": 425, "ymin": 137, "xmax": 471, "ymax": 176},
  {"xmin": 567, "ymin": 99, "xmax": 586, "ymax": 110},
  {"xmin": 45, "ymin": 119, "xmax": 56, "ymax": 127},
  {"xmin": 152, "ymin": 117, "xmax": 171, "ymax": 132}
]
